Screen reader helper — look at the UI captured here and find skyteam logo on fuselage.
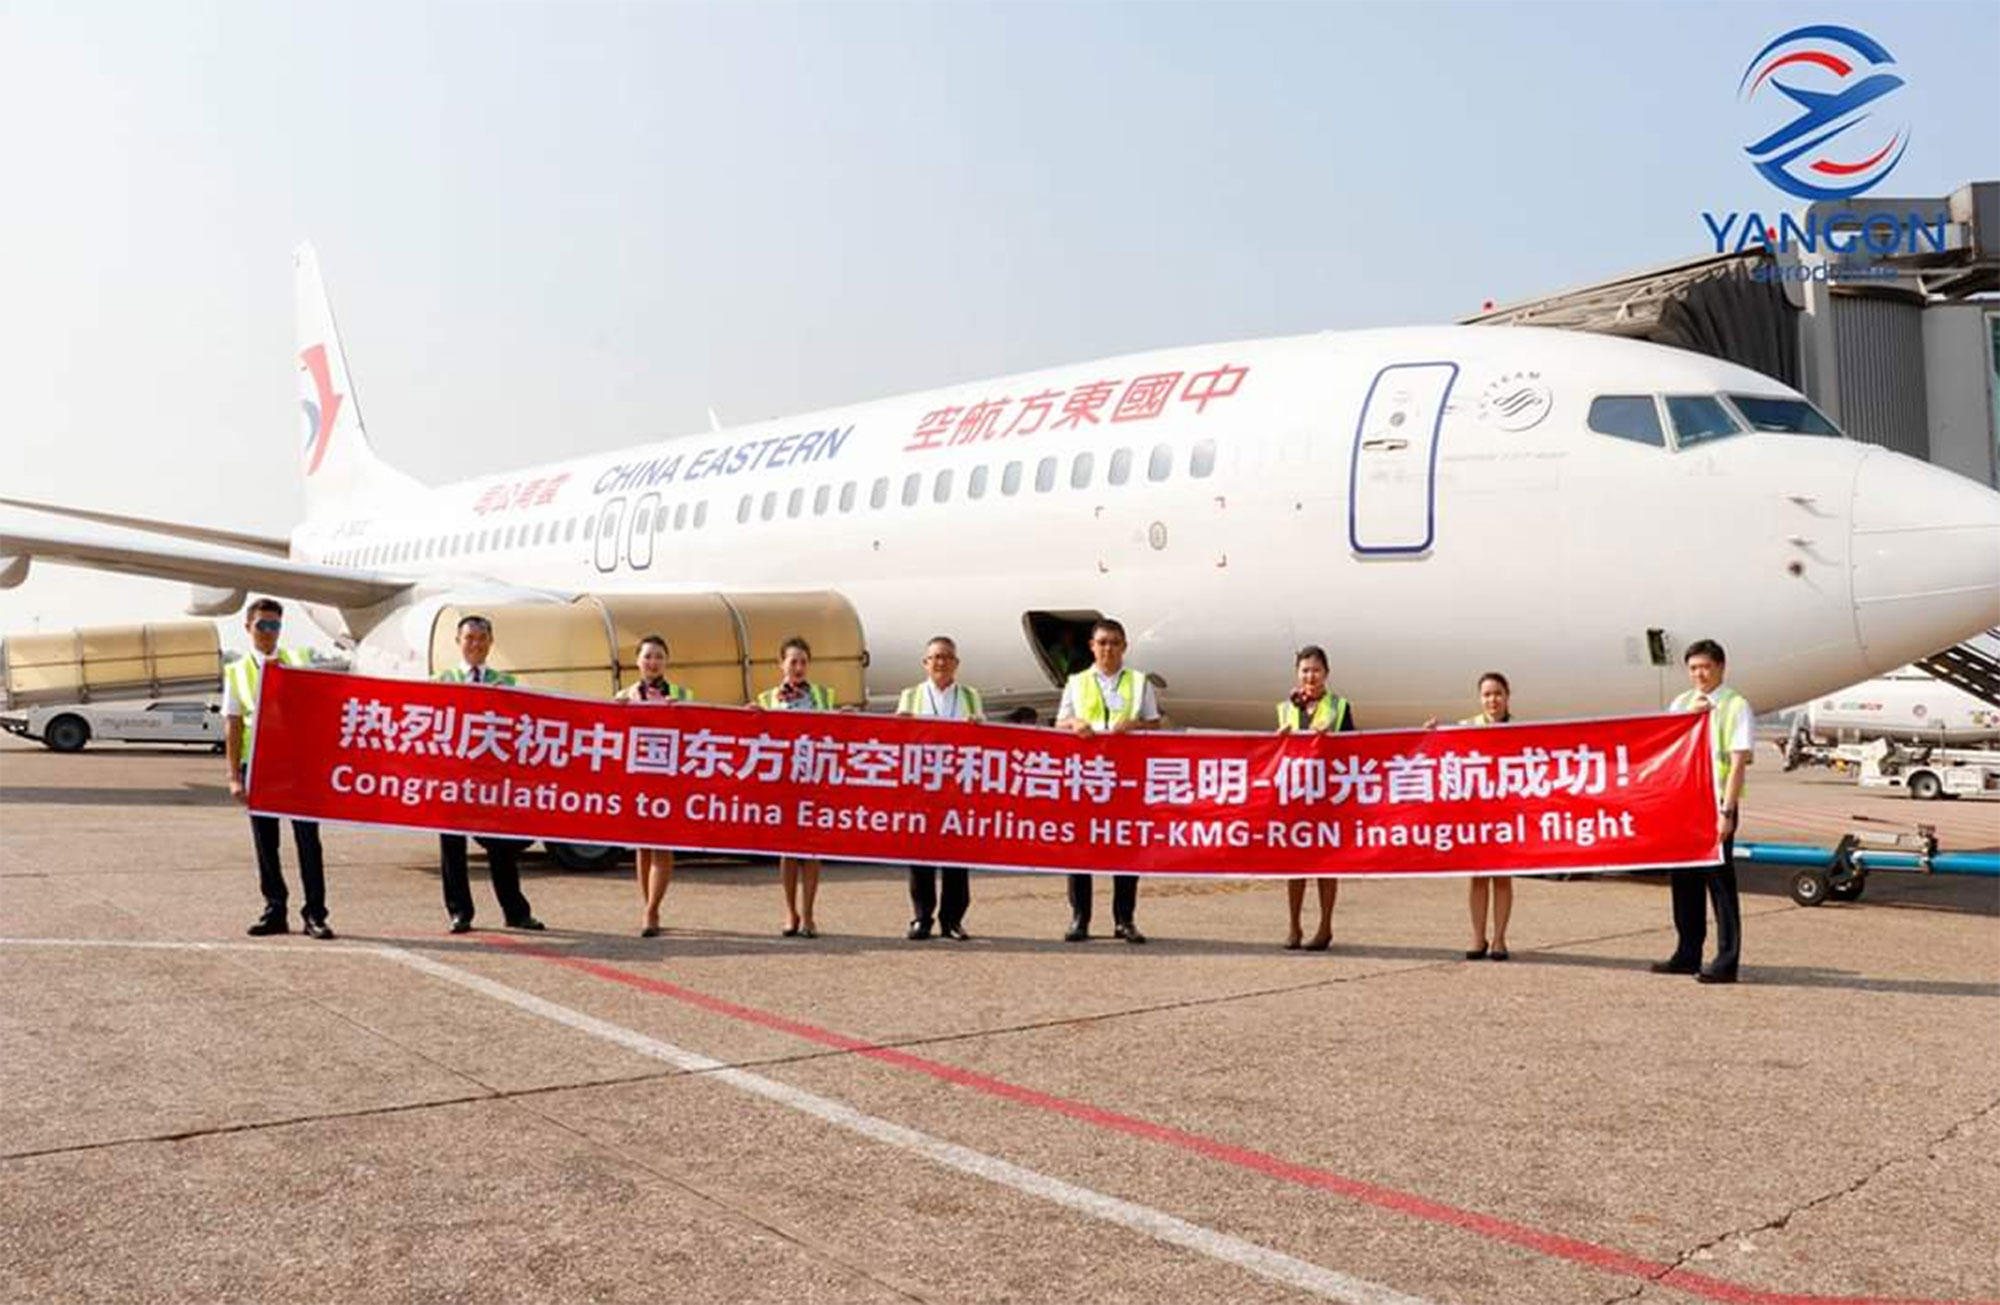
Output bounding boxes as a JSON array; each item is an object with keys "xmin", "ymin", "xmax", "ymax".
[
  {"xmin": 299, "ymin": 344, "xmax": 344, "ymax": 477},
  {"xmin": 1738, "ymin": 24, "xmax": 1907, "ymax": 202}
]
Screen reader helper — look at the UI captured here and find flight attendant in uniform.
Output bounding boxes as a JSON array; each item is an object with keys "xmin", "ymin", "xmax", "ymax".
[
  {"xmin": 757, "ymin": 636, "xmax": 836, "ymax": 938},
  {"xmin": 1456, "ymin": 672, "xmax": 1516, "ymax": 961},
  {"xmin": 1276, "ymin": 645, "xmax": 1352, "ymax": 950},
  {"xmin": 618, "ymin": 634, "xmax": 690, "ymax": 937},
  {"xmin": 1056, "ymin": 618, "xmax": 1161, "ymax": 943},
  {"xmin": 1653, "ymin": 639, "xmax": 1754, "ymax": 984},
  {"xmin": 224, "ymin": 597, "xmax": 331, "ymax": 938},
  {"xmin": 897, "ymin": 636, "xmax": 985, "ymax": 940},
  {"xmin": 436, "ymin": 614, "xmax": 544, "ymax": 935}
]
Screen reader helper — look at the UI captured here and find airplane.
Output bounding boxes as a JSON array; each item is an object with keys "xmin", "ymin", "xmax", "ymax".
[
  {"xmin": 1799, "ymin": 663, "xmax": 2000, "ymax": 748},
  {"xmin": 5, "ymin": 244, "xmax": 1999, "ymax": 741}
]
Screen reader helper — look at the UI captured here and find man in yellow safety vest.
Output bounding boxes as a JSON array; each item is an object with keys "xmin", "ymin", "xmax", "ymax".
[
  {"xmin": 897, "ymin": 635, "xmax": 985, "ymax": 940},
  {"xmin": 224, "ymin": 597, "xmax": 330, "ymax": 938},
  {"xmin": 1055, "ymin": 617, "xmax": 1161, "ymax": 943},
  {"xmin": 1652, "ymin": 638, "xmax": 1754, "ymax": 984}
]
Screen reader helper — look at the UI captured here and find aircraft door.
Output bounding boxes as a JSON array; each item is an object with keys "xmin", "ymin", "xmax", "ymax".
[
  {"xmin": 1348, "ymin": 362, "xmax": 1458, "ymax": 555},
  {"xmin": 627, "ymin": 492, "xmax": 660, "ymax": 571},
  {"xmin": 594, "ymin": 498, "xmax": 625, "ymax": 573}
]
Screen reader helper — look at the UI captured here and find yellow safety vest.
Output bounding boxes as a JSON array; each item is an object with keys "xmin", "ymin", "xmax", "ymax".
[
  {"xmin": 1276, "ymin": 695, "xmax": 1349, "ymax": 732},
  {"xmin": 1672, "ymin": 685, "xmax": 1750, "ymax": 795},
  {"xmin": 1069, "ymin": 667, "xmax": 1147, "ymax": 727},
  {"xmin": 1458, "ymin": 712, "xmax": 1508, "ymax": 727},
  {"xmin": 897, "ymin": 682, "xmax": 984, "ymax": 720},
  {"xmin": 758, "ymin": 682, "xmax": 835, "ymax": 710},
  {"xmin": 437, "ymin": 665, "xmax": 519, "ymax": 686},
  {"xmin": 225, "ymin": 648, "xmax": 312, "ymax": 760}
]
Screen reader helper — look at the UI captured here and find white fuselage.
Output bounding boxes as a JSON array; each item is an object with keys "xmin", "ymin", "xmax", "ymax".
[
  {"xmin": 293, "ymin": 325, "xmax": 2000, "ymax": 728},
  {"xmin": 1806, "ymin": 671, "xmax": 2000, "ymax": 746}
]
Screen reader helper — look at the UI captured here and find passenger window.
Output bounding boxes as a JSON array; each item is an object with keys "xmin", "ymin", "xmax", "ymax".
[
  {"xmin": 1191, "ymin": 439, "xmax": 1216, "ymax": 478},
  {"xmin": 693, "ymin": 501, "xmax": 708, "ymax": 529},
  {"xmin": 536, "ymin": 522, "xmax": 550, "ymax": 545},
  {"xmin": 902, "ymin": 472, "xmax": 921, "ymax": 506},
  {"xmin": 787, "ymin": 488, "xmax": 804, "ymax": 518},
  {"xmin": 565, "ymin": 519, "xmax": 577, "ymax": 542},
  {"xmin": 1070, "ymin": 452, "xmax": 1094, "ymax": 489},
  {"xmin": 634, "ymin": 507, "xmax": 651, "ymax": 534},
  {"xmin": 737, "ymin": 495, "xmax": 753, "ymax": 525},
  {"xmin": 761, "ymin": 491, "xmax": 778, "ymax": 521},
  {"xmin": 655, "ymin": 508, "xmax": 668, "ymax": 535},
  {"xmin": 813, "ymin": 485, "xmax": 830, "ymax": 516},
  {"xmin": 1586, "ymin": 396, "xmax": 1666, "ymax": 448},
  {"xmin": 839, "ymin": 481, "xmax": 857, "ymax": 513},
  {"xmin": 1109, "ymin": 448, "xmax": 1133, "ymax": 485},
  {"xmin": 1002, "ymin": 461, "xmax": 1023, "ymax": 496},
  {"xmin": 968, "ymin": 465, "xmax": 989, "ymax": 499},
  {"xmin": 674, "ymin": 504, "xmax": 687, "ymax": 531},
  {"xmin": 1148, "ymin": 445, "xmax": 1173, "ymax": 481},
  {"xmin": 1035, "ymin": 456, "xmax": 1057, "ymax": 492},
  {"xmin": 870, "ymin": 477, "xmax": 889, "ymax": 510},
  {"xmin": 1666, "ymin": 395, "xmax": 1742, "ymax": 448},
  {"xmin": 933, "ymin": 469, "xmax": 953, "ymax": 503}
]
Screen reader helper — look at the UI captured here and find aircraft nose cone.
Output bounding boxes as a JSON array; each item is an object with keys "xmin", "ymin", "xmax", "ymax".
[{"xmin": 1851, "ymin": 449, "xmax": 2000, "ymax": 670}]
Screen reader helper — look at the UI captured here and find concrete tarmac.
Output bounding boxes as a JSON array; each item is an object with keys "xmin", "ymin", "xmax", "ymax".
[{"xmin": 2, "ymin": 735, "xmax": 1995, "ymax": 1304}]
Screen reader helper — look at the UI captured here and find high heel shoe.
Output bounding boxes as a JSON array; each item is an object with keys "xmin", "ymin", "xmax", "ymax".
[{"xmin": 1464, "ymin": 943, "xmax": 1489, "ymax": 960}]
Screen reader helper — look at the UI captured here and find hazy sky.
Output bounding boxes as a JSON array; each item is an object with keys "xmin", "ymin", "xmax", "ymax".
[{"xmin": 2, "ymin": 0, "xmax": 1995, "ymax": 646}]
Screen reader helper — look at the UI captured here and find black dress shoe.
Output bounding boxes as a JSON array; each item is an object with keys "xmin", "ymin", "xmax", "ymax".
[
  {"xmin": 245, "ymin": 917, "xmax": 289, "ymax": 937},
  {"xmin": 448, "ymin": 915, "xmax": 473, "ymax": 934},
  {"xmin": 1696, "ymin": 967, "xmax": 1738, "ymax": 985},
  {"xmin": 906, "ymin": 920, "xmax": 933, "ymax": 941},
  {"xmin": 508, "ymin": 915, "xmax": 546, "ymax": 932},
  {"xmin": 1649, "ymin": 957, "xmax": 1700, "ymax": 975},
  {"xmin": 302, "ymin": 917, "xmax": 336, "ymax": 940},
  {"xmin": 1114, "ymin": 922, "xmax": 1148, "ymax": 945},
  {"xmin": 1064, "ymin": 919, "xmax": 1089, "ymax": 942},
  {"xmin": 941, "ymin": 924, "xmax": 970, "ymax": 941}
]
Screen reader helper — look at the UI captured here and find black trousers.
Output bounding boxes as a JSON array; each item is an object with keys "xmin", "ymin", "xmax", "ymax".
[
  {"xmin": 250, "ymin": 811, "xmax": 326, "ymax": 922},
  {"xmin": 439, "ymin": 835, "xmax": 533, "ymax": 924},
  {"xmin": 908, "ymin": 865, "xmax": 969, "ymax": 929},
  {"xmin": 1067, "ymin": 873, "xmax": 1138, "ymax": 927},
  {"xmin": 1669, "ymin": 835, "xmax": 1741, "ymax": 974}
]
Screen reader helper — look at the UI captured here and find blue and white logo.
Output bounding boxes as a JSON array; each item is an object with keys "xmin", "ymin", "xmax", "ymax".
[{"xmin": 1739, "ymin": 24, "xmax": 1908, "ymax": 202}]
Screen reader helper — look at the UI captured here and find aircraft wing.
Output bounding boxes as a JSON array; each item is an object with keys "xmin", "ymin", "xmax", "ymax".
[
  {"xmin": 0, "ymin": 520, "xmax": 410, "ymax": 608},
  {"xmin": 0, "ymin": 496, "xmax": 292, "ymax": 556}
]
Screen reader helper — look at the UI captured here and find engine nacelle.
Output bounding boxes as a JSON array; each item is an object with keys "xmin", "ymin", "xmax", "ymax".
[
  {"xmin": 0, "ymin": 554, "xmax": 28, "ymax": 589},
  {"xmin": 185, "ymin": 585, "xmax": 247, "ymax": 617}
]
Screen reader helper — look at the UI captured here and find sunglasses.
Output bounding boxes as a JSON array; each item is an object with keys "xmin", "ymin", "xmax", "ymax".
[{"xmin": 253, "ymin": 619, "xmax": 282, "ymax": 633}]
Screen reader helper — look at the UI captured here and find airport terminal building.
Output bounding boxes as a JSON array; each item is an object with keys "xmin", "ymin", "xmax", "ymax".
[{"xmin": 1467, "ymin": 181, "xmax": 2000, "ymax": 489}]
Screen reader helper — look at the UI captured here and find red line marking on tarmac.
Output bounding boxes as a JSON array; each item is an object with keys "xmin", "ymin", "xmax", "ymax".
[{"xmin": 487, "ymin": 938, "xmax": 1987, "ymax": 1305}]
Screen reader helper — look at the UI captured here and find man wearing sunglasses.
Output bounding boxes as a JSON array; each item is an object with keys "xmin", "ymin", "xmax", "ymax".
[{"xmin": 224, "ymin": 598, "xmax": 332, "ymax": 938}]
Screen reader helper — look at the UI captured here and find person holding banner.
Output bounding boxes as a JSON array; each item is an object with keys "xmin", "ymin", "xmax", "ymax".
[
  {"xmin": 619, "ymin": 634, "xmax": 690, "ymax": 938},
  {"xmin": 1457, "ymin": 672, "xmax": 1516, "ymax": 961},
  {"xmin": 435, "ymin": 614, "xmax": 544, "ymax": 935},
  {"xmin": 224, "ymin": 598, "xmax": 332, "ymax": 939},
  {"xmin": 897, "ymin": 636, "xmax": 985, "ymax": 940},
  {"xmin": 1654, "ymin": 640, "xmax": 1753, "ymax": 985},
  {"xmin": 1276, "ymin": 645, "xmax": 1351, "ymax": 951},
  {"xmin": 1056, "ymin": 617, "xmax": 1160, "ymax": 944},
  {"xmin": 757, "ymin": 636, "xmax": 835, "ymax": 938}
]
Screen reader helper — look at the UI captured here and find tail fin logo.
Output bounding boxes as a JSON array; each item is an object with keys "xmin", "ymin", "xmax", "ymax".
[{"xmin": 298, "ymin": 344, "xmax": 344, "ymax": 476}]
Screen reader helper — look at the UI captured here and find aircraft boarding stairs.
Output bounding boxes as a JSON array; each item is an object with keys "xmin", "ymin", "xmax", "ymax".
[{"xmin": 1915, "ymin": 628, "xmax": 2000, "ymax": 710}]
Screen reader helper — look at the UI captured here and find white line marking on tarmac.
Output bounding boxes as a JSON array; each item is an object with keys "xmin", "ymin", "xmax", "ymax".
[{"xmin": 3, "ymin": 936, "xmax": 1430, "ymax": 1305}]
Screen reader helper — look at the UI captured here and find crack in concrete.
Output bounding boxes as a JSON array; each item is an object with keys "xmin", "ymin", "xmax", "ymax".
[{"xmin": 1597, "ymin": 1091, "xmax": 2000, "ymax": 1305}]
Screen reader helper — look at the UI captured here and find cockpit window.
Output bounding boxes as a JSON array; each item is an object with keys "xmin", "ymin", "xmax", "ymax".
[
  {"xmin": 1664, "ymin": 395, "xmax": 1742, "ymax": 447},
  {"xmin": 1587, "ymin": 396, "xmax": 1665, "ymax": 448},
  {"xmin": 1724, "ymin": 394, "xmax": 1840, "ymax": 436}
]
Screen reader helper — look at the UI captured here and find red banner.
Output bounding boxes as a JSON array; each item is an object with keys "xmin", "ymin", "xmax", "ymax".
[{"xmin": 247, "ymin": 665, "xmax": 1720, "ymax": 877}]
